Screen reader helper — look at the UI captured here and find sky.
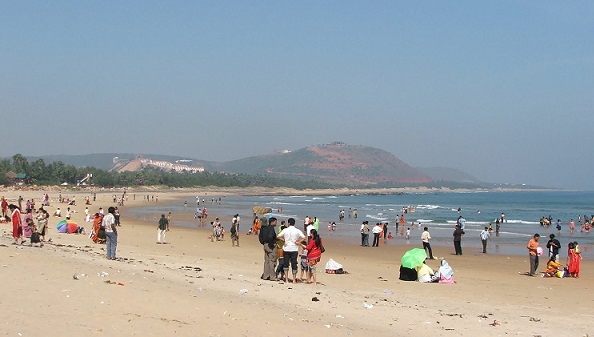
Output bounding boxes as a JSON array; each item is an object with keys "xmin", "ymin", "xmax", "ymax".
[{"xmin": 1, "ymin": 1, "xmax": 593, "ymax": 190}]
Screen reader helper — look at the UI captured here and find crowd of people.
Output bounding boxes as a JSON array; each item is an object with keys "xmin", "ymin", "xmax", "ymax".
[
  {"xmin": 259, "ymin": 216, "xmax": 324, "ymax": 285},
  {"xmin": 526, "ymin": 233, "xmax": 582, "ymax": 278}
]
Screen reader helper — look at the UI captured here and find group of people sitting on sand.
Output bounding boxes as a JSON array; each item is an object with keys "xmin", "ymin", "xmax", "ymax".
[{"xmin": 399, "ymin": 259, "xmax": 456, "ymax": 284}]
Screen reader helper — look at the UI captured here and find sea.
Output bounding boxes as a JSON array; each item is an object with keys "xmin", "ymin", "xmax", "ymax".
[{"xmin": 127, "ymin": 191, "xmax": 594, "ymax": 259}]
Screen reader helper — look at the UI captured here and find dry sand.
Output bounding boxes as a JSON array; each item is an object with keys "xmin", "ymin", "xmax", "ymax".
[{"xmin": 0, "ymin": 189, "xmax": 592, "ymax": 337}]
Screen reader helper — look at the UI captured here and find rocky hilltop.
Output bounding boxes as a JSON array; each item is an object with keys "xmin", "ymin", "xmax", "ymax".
[{"xmin": 209, "ymin": 142, "xmax": 432, "ymax": 186}]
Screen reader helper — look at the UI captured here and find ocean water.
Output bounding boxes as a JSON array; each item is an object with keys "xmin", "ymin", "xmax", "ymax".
[{"xmin": 127, "ymin": 191, "xmax": 594, "ymax": 259}]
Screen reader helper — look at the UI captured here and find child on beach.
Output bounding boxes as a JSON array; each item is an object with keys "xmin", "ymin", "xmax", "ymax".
[
  {"xmin": 405, "ymin": 228, "xmax": 410, "ymax": 240},
  {"xmin": 299, "ymin": 248, "xmax": 308, "ymax": 282}
]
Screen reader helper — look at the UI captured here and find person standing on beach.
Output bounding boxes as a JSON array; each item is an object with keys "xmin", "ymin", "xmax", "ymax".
[
  {"xmin": 157, "ymin": 214, "xmax": 169, "ymax": 244},
  {"xmin": 480, "ymin": 226, "xmax": 490, "ymax": 253},
  {"xmin": 277, "ymin": 218, "xmax": 306, "ymax": 283},
  {"xmin": 230, "ymin": 216, "xmax": 240, "ymax": 247},
  {"xmin": 259, "ymin": 217, "xmax": 278, "ymax": 281},
  {"xmin": 9, "ymin": 204, "xmax": 23, "ymax": 245},
  {"xmin": 546, "ymin": 234, "xmax": 560, "ymax": 261},
  {"xmin": 421, "ymin": 227, "xmax": 435, "ymax": 259},
  {"xmin": 360, "ymin": 221, "xmax": 370, "ymax": 246},
  {"xmin": 453, "ymin": 225, "xmax": 465, "ymax": 255},
  {"xmin": 103, "ymin": 207, "xmax": 118, "ymax": 260},
  {"xmin": 569, "ymin": 219, "xmax": 575, "ymax": 234},
  {"xmin": 527, "ymin": 234, "xmax": 540, "ymax": 276},
  {"xmin": 372, "ymin": 223, "xmax": 382, "ymax": 247}
]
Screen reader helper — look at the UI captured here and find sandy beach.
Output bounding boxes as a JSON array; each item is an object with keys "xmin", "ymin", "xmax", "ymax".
[{"xmin": 1, "ymin": 188, "xmax": 592, "ymax": 336}]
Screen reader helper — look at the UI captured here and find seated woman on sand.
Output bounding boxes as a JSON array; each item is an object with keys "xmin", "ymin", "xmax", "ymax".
[
  {"xmin": 54, "ymin": 208, "xmax": 61, "ymax": 217},
  {"xmin": 436, "ymin": 259, "xmax": 455, "ymax": 284},
  {"xmin": 543, "ymin": 258, "xmax": 563, "ymax": 277},
  {"xmin": 416, "ymin": 261, "xmax": 438, "ymax": 283}
]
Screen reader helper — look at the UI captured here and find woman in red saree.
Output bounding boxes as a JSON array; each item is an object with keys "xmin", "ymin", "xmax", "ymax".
[
  {"xmin": 9, "ymin": 204, "xmax": 23, "ymax": 245},
  {"xmin": 567, "ymin": 241, "xmax": 581, "ymax": 277}
]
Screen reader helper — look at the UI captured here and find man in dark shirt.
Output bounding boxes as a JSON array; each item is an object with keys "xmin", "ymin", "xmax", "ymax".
[
  {"xmin": 453, "ymin": 225, "xmax": 465, "ymax": 255},
  {"xmin": 546, "ymin": 234, "xmax": 561, "ymax": 261},
  {"xmin": 259, "ymin": 217, "xmax": 278, "ymax": 281}
]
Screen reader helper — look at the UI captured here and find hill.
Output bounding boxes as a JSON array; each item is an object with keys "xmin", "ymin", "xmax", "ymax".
[
  {"xmin": 210, "ymin": 143, "xmax": 431, "ymax": 186},
  {"xmin": 15, "ymin": 143, "xmax": 495, "ymax": 187}
]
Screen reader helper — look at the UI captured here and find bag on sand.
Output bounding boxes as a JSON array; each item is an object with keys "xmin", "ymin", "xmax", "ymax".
[{"xmin": 325, "ymin": 259, "xmax": 344, "ymax": 274}]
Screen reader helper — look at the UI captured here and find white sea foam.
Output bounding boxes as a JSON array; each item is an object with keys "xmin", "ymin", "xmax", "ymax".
[
  {"xmin": 416, "ymin": 205, "xmax": 441, "ymax": 210},
  {"xmin": 505, "ymin": 220, "xmax": 540, "ymax": 225},
  {"xmin": 366, "ymin": 214, "xmax": 388, "ymax": 221}
]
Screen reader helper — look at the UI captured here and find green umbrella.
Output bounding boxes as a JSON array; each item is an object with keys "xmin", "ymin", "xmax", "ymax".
[{"xmin": 401, "ymin": 248, "xmax": 428, "ymax": 269}]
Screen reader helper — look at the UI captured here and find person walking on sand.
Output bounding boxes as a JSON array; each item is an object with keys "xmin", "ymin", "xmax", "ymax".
[
  {"xmin": 453, "ymin": 224, "xmax": 465, "ymax": 255},
  {"xmin": 103, "ymin": 207, "xmax": 118, "ymax": 260},
  {"xmin": 480, "ymin": 226, "xmax": 490, "ymax": 253},
  {"xmin": 421, "ymin": 227, "xmax": 435, "ymax": 259},
  {"xmin": 157, "ymin": 214, "xmax": 169, "ymax": 244},
  {"xmin": 259, "ymin": 217, "xmax": 278, "ymax": 281},
  {"xmin": 527, "ymin": 233, "xmax": 540, "ymax": 276},
  {"xmin": 277, "ymin": 218, "xmax": 306, "ymax": 283}
]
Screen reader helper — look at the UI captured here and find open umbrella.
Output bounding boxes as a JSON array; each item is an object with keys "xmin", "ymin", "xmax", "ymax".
[
  {"xmin": 57, "ymin": 222, "xmax": 68, "ymax": 233},
  {"xmin": 67, "ymin": 222, "xmax": 79, "ymax": 233},
  {"xmin": 401, "ymin": 248, "xmax": 427, "ymax": 269}
]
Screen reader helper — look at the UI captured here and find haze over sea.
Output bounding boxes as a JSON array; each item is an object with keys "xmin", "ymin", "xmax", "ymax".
[{"xmin": 129, "ymin": 191, "xmax": 594, "ymax": 260}]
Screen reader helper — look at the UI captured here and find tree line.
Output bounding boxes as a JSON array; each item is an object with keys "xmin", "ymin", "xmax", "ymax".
[{"xmin": 0, "ymin": 154, "xmax": 334, "ymax": 189}]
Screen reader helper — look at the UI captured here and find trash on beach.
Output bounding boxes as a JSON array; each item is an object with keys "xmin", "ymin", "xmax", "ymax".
[
  {"xmin": 73, "ymin": 274, "xmax": 80, "ymax": 280},
  {"xmin": 312, "ymin": 297, "xmax": 320, "ymax": 301},
  {"xmin": 239, "ymin": 289, "xmax": 248, "ymax": 295},
  {"xmin": 383, "ymin": 289, "xmax": 394, "ymax": 294},
  {"xmin": 363, "ymin": 303, "xmax": 373, "ymax": 309},
  {"xmin": 336, "ymin": 314, "xmax": 344, "ymax": 318},
  {"xmin": 98, "ymin": 272, "xmax": 109, "ymax": 277}
]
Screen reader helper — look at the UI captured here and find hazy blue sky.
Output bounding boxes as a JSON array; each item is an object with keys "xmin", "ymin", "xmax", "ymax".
[{"xmin": 1, "ymin": 2, "xmax": 593, "ymax": 189}]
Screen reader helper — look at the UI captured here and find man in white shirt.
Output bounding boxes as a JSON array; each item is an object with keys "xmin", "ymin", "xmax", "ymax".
[
  {"xmin": 306, "ymin": 222, "xmax": 315, "ymax": 237},
  {"xmin": 480, "ymin": 226, "xmax": 490, "ymax": 253},
  {"xmin": 360, "ymin": 221, "xmax": 370, "ymax": 246},
  {"xmin": 277, "ymin": 218, "xmax": 306, "ymax": 283},
  {"xmin": 372, "ymin": 223, "xmax": 383, "ymax": 247},
  {"xmin": 421, "ymin": 227, "xmax": 435, "ymax": 259}
]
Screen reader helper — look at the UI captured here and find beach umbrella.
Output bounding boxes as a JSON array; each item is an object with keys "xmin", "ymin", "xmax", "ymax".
[
  {"xmin": 401, "ymin": 248, "xmax": 427, "ymax": 269},
  {"xmin": 57, "ymin": 223, "xmax": 68, "ymax": 233},
  {"xmin": 56, "ymin": 220, "xmax": 68, "ymax": 229},
  {"xmin": 252, "ymin": 206, "xmax": 272, "ymax": 214},
  {"xmin": 67, "ymin": 222, "xmax": 79, "ymax": 234}
]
